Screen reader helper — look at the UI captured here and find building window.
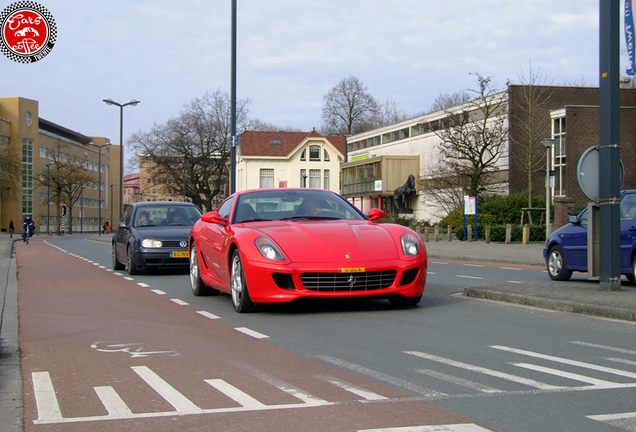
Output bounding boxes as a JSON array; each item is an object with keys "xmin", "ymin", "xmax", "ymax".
[
  {"xmin": 309, "ymin": 169, "xmax": 320, "ymax": 189},
  {"xmin": 22, "ymin": 138, "xmax": 33, "ymax": 216},
  {"xmin": 309, "ymin": 145, "xmax": 320, "ymax": 161},
  {"xmin": 301, "ymin": 149, "xmax": 306, "ymax": 161},
  {"xmin": 323, "ymin": 149, "xmax": 330, "ymax": 161},
  {"xmin": 260, "ymin": 169, "xmax": 274, "ymax": 188},
  {"xmin": 324, "ymin": 170, "xmax": 330, "ymax": 190},
  {"xmin": 552, "ymin": 116, "xmax": 566, "ymax": 197},
  {"xmin": 24, "ymin": 111, "xmax": 32, "ymax": 127}
]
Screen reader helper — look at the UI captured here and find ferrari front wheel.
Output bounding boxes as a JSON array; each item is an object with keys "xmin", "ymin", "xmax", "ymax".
[
  {"xmin": 190, "ymin": 242, "xmax": 219, "ymax": 296},
  {"xmin": 230, "ymin": 249, "xmax": 255, "ymax": 313}
]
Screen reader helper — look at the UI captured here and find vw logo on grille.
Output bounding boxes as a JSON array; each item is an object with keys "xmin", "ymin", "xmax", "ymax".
[{"xmin": 179, "ymin": 240, "xmax": 188, "ymax": 248}]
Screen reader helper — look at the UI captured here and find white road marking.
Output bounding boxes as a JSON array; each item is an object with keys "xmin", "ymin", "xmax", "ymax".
[
  {"xmin": 131, "ymin": 366, "xmax": 202, "ymax": 413},
  {"xmin": 415, "ymin": 368, "xmax": 502, "ymax": 394},
  {"xmin": 32, "ymin": 372, "xmax": 63, "ymax": 421},
  {"xmin": 123, "ymin": 277, "xmax": 134, "ymax": 281},
  {"xmin": 205, "ymin": 379, "xmax": 266, "ymax": 408},
  {"xmin": 106, "ymin": 269, "xmax": 113, "ymax": 272},
  {"xmin": 170, "ymin": 298, "xmax": 189, "ymax": 306},
  {"xmin": 604, "ymin": 357, "xmax": 636, "ymax": 367},
  {"xmin": 235, "ymin": 327, "xmax": 269, "ymax": 339},
  {"xmin": 113, "ymin": 272, "xmax": 123, "ymax": 276},
  {"xmin": 318, "ymin": 355, "xmax": 445, "ymax": 398},
  {"xmin": 359, "ymin": 425, "xmax": 493, "ymax": 432},
  {"xmin": 491, "ymin": 345, "xmax": 636, "ymax": 379},
  {"xmin": 93, "ymin": 262, "xmax": 100, "ymax": 266},
  {"xmin": 94, "ymin": 386, "xmax": 133, "ymax": 418},
  {"xmin": 427, "ymin": 272, "xmax": 437, "ymax": 275},
  {"xmin": 319, "ymin": 376, "xmax": 389, "ymax": 400},
  {"xmin": 587, "ymin": 411, "xmax": 636, "ymax": 422},
  {"xmin": 197, "ymin": 310, "xmax": 220, "ymax": 320},
  {"xmin": 137, "ymin": 282, "xmax": 150, "ymax": 287},
  {"xmin": 455, "ymin": 275, "xmax": 483, "ymax": 280},
  {"xmin": 151, "ymin": 289, "xmax": 166, "ymax": 295},
  {"xmin": 404, "ymin": 351, "xmax": 562, "ymax": 390},
  {"xmin": 501, "ymin": 267, "xmax": 522, "ymax": 271},
  {"xmin": 241, "ymin": 368, "xmax": 328, "ymax": 406},
  {"xmin": 98, "ymin": 266, "xmax": 106, "ymax": 269},
  {"xmin": 513, "ymin": 363, "xmax": 619, "ymax": 388},
  {"xmin": 430, "ymin": 261, "xmax": 449, "ymax": 265},
  {"xmin": 570, "ymin": 341, "xmax": 636, "ymax": 356},
  {"xmin": 463, "ymin": 264, "xmax": 483, "ymax": 267},
  {"xmin": 506, "ymin": 281, "xmax": 523, "ymax": 284}
]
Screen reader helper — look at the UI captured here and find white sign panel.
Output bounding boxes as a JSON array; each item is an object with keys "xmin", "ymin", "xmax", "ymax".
[{"xmin": 464, "ymin": 195, "xmax": 476, "ymax": 215}]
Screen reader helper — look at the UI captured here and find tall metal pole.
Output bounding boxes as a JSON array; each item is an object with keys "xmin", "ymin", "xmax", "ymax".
[
  {"xmin": 98, "ymin": 149, "xmax": 102, "ymax": 236},
  {"xmin": 546, "ymin": 146, "xmax": 551, "ymax": 238},
  {"xmin": 599, "ymin": 0, "xmax": 622, "ymax": 291},
  {"xmin": 230, "ymin": 0, "xmax": 237, "ymax": 194},
  {"xmin": 119, "ymin": 105, "xmax": 124, "ymax": 221},
  {"xmin": 46, "ymin": 164, "xmax": 51, "ymax": 236}
]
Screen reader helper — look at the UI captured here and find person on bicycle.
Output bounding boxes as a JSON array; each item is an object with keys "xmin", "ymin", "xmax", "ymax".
[{"xmin": 22, "ymin": 215, "xmax": 35, "ymax": 242}]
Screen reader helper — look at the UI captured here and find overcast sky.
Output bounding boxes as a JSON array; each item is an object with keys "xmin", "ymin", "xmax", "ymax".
[{"xmin": 2, "ymin": 0, "xmax": 611, "ymax": 170}]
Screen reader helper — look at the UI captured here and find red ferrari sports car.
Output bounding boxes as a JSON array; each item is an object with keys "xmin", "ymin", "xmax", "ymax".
[{"xmin": 188, "ymin": 188, "xmax": 427, "ymax": 312}]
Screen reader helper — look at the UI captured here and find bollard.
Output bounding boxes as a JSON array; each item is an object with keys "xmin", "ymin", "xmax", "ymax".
[
  {"xmin": 467, "ymin": 225, "xmax": 473, "ymax": 242},
  {"xmin": 416, "ymin": 223, "xmax": 421, "ymax": 235},
  {"xmin": 447, "ymin": 225, "xmax": 453, "ymax": 242},
  {"xmin": 505, "ymin": 224, "xmax": 512, "ymax": 244},
  {"xmin": 424, "ymin": 226, "xmax": 430, "ymax": 242},
  {"xmin": 522, "ymin": 224, "xmax": 530, "ymax": 245},
  {"xmin": 485, "ymin": 226, "xmax": 491, "ymax": 244},
  {"xmin": 435, "ymin": 225, "xmax": 440, "ymax": 242}
]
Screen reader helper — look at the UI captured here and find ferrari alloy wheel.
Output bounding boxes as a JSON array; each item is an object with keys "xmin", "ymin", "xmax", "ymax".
[
  {"xmin": 547, "ymin": 245, "xmax": 572, "ymax": 281},
  {"xmin": 126, "ymin": 245, "xmax": 140, "ymax": 275},
  {"xmin": 190, "ymin": 242, "xmax": 219, "ymax": 296},
  {"xmin": 230, "ymin": 249, "xmax": 254, "ymax": 313},
  {"xmin": 112, "ymin": 242, "xmax": 125, "ymax": 270}
]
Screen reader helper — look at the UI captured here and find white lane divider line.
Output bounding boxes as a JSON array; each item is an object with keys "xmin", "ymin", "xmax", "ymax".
[
  {"xmin": 427, "ymin": 272, "xmax": 437, "ymax": 275},
  {"xmin": 506, "ymin": 281, "xmax": 523, "ymax": 284},
  {"xmin": 513, "ymin": 363, "xmax": 619, "ymax": 388},
  {"xmin": 430, "ymin": 262, "xmax": 449, "ymax": 265},
  {"xmin": 317, "ymin": 355, "xmax": 445, "ymax": 399},
  {"xmin": 113, "ymin": 272, "xmax": 123, "ymax": 276},
  {"xmin": 570, "ymin": 341, "xmax": 636, "ymax": 356},
  {"xmin": 463, "ymin": 264, "xmax": 483, "ymax": 267},
  {"xmin": 587, "ymin": 411, "xmax": 636, "ymax": 422},
  {"xmin": 137, "ymin": 283, "xmax": 150, "ymax": 288},
  {"xmin": 490, "ymin": 345, "xmax": 636, "ymax": 379},
  {"xmin": 123, "ymin": 277, "xmax": 134, "ymax": 281},
  {"xmin": 455, "ymin": 275, "xmax": 483, "ymax": 280},
  {"xmin": 319, "ymin": 376, "xmax": 388, "ymax": 400},
  {"xmin": 501, "ymin": 267, "xmax": 523, "ymax": 271},
  {"xmin": 205, "ymin": 379, "xmax": 266, "ymax": 408},
  {"xmin": 404, "ymin": 351, "xmax": 562, "ymax": 390},
  {"xmin": 170, "ymin": 298, "xmax": 189, "ymax": 306},
  {"xmin": 235, "ymin": 327, "xmax": 269, "ymax": 339},
  {"xmin": 604, "ymin": 357, "xmax": 636, "ymax": 367},
  {"xmin": 32, "ymin": 371, "xmax": 63, "ymax": 422},
  {"xmin": 415, "ymin": 368, "xmax": 503, "ymax": 394},
  {"xmin": 131, "ymin": 366, "xmax": 202, "ymax": 413},
  {"xmin": 94, "ymin": 386, "xmax": 134, "ymax": 418},
  {"xmin": 98, "ymin": 266, "xmax": 106, "ymax": 269},
  {"xmin": 151, "ymin": 289, "xmax": 166, "ymax": 295},
  {"xmin": 358, "ymin": 424, "xmax": 494, "ymax": 431},
  {"xmin": 197, "ymin": 310, "xmax": 220, "ymax": 320}
]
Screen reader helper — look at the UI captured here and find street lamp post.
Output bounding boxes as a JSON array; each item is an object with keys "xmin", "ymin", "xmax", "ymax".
[
  {"xmin": 103, "ymin": 98, "xmax": 140, "ymax": 222},
  {"xmin": 110, "ymin": 183, "xmax": 117, "ymax": 231},
  {"xmin": 46, "ymin": 163, "xmax": 53, "ymax": 235},
  {"xmin": 89, "ymin": 143, "xmax": 111, "ymax": 236},
  {"xmin": 541, "ymin": 138, "xmax": 556, "ymax": 239}
]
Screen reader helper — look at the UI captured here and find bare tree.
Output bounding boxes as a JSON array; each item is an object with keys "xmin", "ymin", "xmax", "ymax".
[
  {"xmin": 428, "ymin": 91, "xmax": 472, "ymax": 113},
  {"xmin": 37, "ymin": 140, "xmax": 96, "ymax": 234},
  {"xmin": 432, "ymin": 73, "xmax": 509, "ymax": 199},
  {"xmin": 508, "ymin": 63, "xmax": 555, "ymax": 211},
  {"xmin": 321, "ymin": 75, "xmax": 379, "ymax": 135},
  {"xmin": 128, "ymin": 90, "xmax": 251, "ymax": 211},
  {"xmin": 366, "ymin": 98, "xmax": 410, "ymax": 129}
]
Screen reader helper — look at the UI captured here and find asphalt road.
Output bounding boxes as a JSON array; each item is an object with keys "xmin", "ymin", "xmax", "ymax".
[{"xmin": 16, "ymin": 236, "xmax": 636, "ymax": 432}]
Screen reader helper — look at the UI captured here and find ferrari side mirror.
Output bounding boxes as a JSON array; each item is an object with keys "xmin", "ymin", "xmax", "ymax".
[
  {"xmin": 367, "ymin": 208, "xmax": 386, "ymax": 221},
  {"xmin": 201, "ymin": 211, "xmax": 228, "ymax": 226}
]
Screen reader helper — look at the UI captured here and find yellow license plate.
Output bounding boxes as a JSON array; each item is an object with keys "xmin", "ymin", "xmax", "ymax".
[
  {"xmin": 170, "ymin": 251, "xmax": 189, "ymax": 258},
  {"xmin": 339, "ymin": 267, "xmax": 365, "ymax": 273}
]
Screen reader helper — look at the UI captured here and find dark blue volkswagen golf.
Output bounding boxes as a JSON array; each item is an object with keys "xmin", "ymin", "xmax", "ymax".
[{"xmin": 544, "ymin": 190, "xmax": 636, "ymax": 282}]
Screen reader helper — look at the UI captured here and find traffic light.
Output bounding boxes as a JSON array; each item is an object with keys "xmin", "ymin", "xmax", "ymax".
[{"xmin": 61, "ymin": 204, "xmax": 67, "ymax": 216}]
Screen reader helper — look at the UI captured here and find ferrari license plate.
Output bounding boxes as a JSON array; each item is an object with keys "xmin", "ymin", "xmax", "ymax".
[
  {"xmin": 170, "ymin": 251, "xmax": 189, "ymax": 258},
  {"xmin": 339, "ymin": 267, "xmax": 365, "ymax": 273}
]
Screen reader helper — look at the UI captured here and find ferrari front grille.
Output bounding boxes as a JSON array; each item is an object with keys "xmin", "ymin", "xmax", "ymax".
[{"xmin": 300, "ymin": 270, "xmax": 397, "ymax": 292}]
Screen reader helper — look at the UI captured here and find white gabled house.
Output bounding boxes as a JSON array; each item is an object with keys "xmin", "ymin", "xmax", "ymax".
[{"xmin": 235, "ymin": 129, "xmax": 345, "ymax": 192}]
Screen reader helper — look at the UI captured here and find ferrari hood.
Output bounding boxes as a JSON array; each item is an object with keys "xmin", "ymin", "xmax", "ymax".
[{"xmin": 251, "ymin": 221, "xmax": 400, "ymax": 263}]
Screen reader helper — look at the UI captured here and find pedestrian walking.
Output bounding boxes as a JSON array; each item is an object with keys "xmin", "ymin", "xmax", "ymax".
[
  {"xmin": 103, "ymin": 219, "xmax": 109, "ymax": 234},
  {"xmin": 9, "ymin": 220, "xmax": 14, "ymax": 238}
]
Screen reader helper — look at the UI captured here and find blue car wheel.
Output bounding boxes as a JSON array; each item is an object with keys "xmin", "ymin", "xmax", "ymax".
[{"xmin": 547, "ymin": 245, "xmax": 573, "ymax": 281}]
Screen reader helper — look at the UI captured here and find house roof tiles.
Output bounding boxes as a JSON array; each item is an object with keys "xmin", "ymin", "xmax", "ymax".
[{"xmin": 239, "ymin": 130, "xmax": 345, "ymax": 158}]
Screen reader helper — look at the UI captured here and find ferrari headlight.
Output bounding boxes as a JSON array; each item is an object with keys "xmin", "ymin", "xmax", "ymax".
[
  {"xmin": 255, "ymin": 237, "xmax": 285, "ymax": 261},
  {"xmin": 141, "ymin": 239, "xmax": 163, "ymax": 248},
  {"xmin": 400, "ymin": 233, "xmax": 420, "ymax": 257}
]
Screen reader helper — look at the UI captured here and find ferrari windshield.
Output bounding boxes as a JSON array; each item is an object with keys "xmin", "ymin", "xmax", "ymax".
[{"xmin": 234, "ymin": 190, "xmax": 366, "ymax": 223}]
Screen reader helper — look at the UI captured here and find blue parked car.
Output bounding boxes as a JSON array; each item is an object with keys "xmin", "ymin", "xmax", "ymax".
[{"xmin": 544, "ymin": 190, "xmax": 636, "ymax": 282}]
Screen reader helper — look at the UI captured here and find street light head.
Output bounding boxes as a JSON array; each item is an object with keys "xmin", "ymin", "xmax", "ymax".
[
  {"xmin": 126, "ymin": 99, "xmax": 141, "ymax": 107},
  {"xmin": 103, "ymin": 98, "xmax": 115, "ymax": 106},
  {"xmin": 541, "ymin": 138, "xmax": 556, "ymax": 148}
]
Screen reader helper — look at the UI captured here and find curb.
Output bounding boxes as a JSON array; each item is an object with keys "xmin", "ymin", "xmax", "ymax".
[{"xmin": 464, "ymin": 287, "xmax": 636, "ymax": 322}]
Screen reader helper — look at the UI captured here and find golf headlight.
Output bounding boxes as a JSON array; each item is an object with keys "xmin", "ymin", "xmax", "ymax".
[
  {"xmin": 400, "ymin": 233, "xmax": 420, "ymax": 257},
  {"xmin": 255, "ymin": 237, "xmax": 284, "ymax": 261},
  {"xmin": 141, "ymin": 239, "xmax": 163, "ymax": 248}
]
